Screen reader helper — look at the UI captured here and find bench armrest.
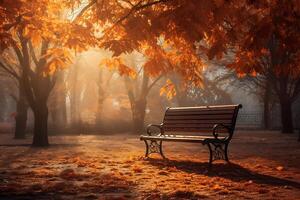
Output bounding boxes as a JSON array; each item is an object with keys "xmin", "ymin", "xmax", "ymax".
[
  {"xmin": 146, "ymin": 124, "xmax": 164, "ymax": 136},
  {"xmin": 212, "ymin": 124, "xmax": 232, "ymax": 141}
]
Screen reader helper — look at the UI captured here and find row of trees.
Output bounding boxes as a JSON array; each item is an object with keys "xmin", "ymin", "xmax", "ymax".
[
  {"xmin": 0, "ymin": 0, "xmax": 299, "ymax": 146},
  {"xmin": 93, "ymin": 0, "xmax": 300, "ymax": 133},
  {"xmin": 0, "ymin": 48, "xmax": 234, "ymax": 137}
]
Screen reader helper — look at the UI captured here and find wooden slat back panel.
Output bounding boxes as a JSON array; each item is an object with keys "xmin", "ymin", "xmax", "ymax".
[
  {"xmin": 162, "ymin": 104, "xmax": 241, "ymax": 133},
  {"xmin": 165, "ymin": 110, "xmax": 235, "ymax": 115}
]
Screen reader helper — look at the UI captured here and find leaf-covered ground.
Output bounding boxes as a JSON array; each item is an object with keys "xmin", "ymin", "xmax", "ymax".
[{"xmin": 0, "ymin": 131, "xmax": 299, "ymax": 199}]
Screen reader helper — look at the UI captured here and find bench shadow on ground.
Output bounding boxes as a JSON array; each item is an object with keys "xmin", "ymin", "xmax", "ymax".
[{"xmin": 145, "ymin": 158, "xmax": 300, "ymax": 189}]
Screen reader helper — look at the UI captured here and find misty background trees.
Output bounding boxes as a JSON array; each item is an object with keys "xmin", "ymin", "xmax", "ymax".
[
  {"xmin": 0, "ymin": 0, "xmax": 299, "ymax": 147},
  {"xmin": 1, "ymin": 48, "xmax": 300, "ymax": 139}
]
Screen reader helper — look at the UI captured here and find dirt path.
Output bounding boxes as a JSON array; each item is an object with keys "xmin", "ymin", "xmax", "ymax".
[{"xmin": 0, "ymin": 131, "xmax": 299, "ymax": 199}]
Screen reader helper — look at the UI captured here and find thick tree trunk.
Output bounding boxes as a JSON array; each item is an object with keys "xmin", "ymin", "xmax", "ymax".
[
  {"xmin": 279, "ymin": 97, "xmax": 293, "ymax": 133},
  {"xmin": 32, "ymin": 102, "xmax": 49, "ymax": 146},
  {"xmin": 132, "ymin": 98, "xmax": 147, "ymax": 133},
  {"xmin": 14, "ymin": 96, "xmax": 28, "ymax": 139}
]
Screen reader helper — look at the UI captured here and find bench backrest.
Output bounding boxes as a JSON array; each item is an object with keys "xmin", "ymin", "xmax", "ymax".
[{"xmin": 162, "ymin": 104, "xmax": 242, "ymax": 139}]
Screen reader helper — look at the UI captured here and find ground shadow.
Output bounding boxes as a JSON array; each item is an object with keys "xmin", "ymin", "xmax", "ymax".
[
  {"xmin": 146, "ymin": 158, "xmax": 300, "ymax": 189},
  {"xmin": 0, "ymin": 148, "xmax": 39, "ymax": 169},
  {"xmin": 0, "ymin": 144, "xmax": 81, "ymax": 169},
  {"xmin": 0, "ymin": 143, "xmax": 81, "ymax": 147},
  {"xmin": 0, "ymin": 173, "xmax": 135, "ymax": 200}
]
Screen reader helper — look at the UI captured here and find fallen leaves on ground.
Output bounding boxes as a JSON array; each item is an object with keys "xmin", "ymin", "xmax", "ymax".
[{"xmin": 0, "ymin": 131, "xmax": 299, "ymax": 199}]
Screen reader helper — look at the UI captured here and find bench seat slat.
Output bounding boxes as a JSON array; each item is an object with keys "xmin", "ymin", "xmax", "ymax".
[
  {"xmin": 163, "ymin": 124, "xmax": 231, "ymax": 128},
  {"xmin": 164, "ymin": 119, "xmax": 233, "ymax": 124},
  {"xmin": 140, "ymin": 135, "xmax": 225, "ymax": 143},
  {"xmin": 164, "ymin": 128, "xmax": 228, "ymax": 132}
]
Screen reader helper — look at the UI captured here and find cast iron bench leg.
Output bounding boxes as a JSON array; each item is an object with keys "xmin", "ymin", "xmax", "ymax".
[
  {"xmin": 207, "ymin": 142, "xmax": 229, "ymax": 165},
  {"xmin": 224, "ymin": 142, "xmax": 229, "ymax": 162},
  {"xmin": 143, "ymin": 140, "xmax": 149, "ymax": 157},
  {"xmin": 207, "ymin": 143, "xmax": 213, "ymax": 166},
  {"xmin": 143, "ymin": 140, "xmax": 165, "ymax": 159}
]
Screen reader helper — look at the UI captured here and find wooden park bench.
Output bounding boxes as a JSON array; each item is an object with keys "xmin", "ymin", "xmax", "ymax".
[{"xmin": 140, "ymin": 104, "xmax": 242, "ymax": 165}]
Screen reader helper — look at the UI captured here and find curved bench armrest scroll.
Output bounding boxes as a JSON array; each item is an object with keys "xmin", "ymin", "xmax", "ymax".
[
  {"xmin": 212, "ymin": 124, "xmax": 232, "ymax": 141},
  {"xmin": 146, "ymin": 124, "xmax": 164, "ymax": 136}
]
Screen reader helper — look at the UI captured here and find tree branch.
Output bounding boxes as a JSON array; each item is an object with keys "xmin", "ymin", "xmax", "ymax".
[
  {"xmin": 72, "ymin": 0, "xmax": 97, "ymax": 23},
  {"xmin": 107, "ymin": 0, "xmax": 171, "ymax": 32},
  {"xmin": 12, "ymin": 43, "xmax": 24, "ymax": 65},
  {"xmin": 28, "ymin": 40, "xmax": 39, "ymax": 67},
  {"xmin": 124, "ymin": 76, "xmax": 136, "ymax": 104},
  {"xmin": 19, "ymin": 35, "xmax": 37, "ymax": 107},
  {"xmin": 0, "ymin": 61, "xmax": 20, "ymax": 80},
  {"xmin": 147, "ymin": 74, "xmax": 163, "ymax": 92}
]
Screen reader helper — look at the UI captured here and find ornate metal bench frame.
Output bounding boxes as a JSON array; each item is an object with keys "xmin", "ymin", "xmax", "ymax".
[{"xmin": 140, "ymin": 105, "xmax": 242, "ymax": 165}]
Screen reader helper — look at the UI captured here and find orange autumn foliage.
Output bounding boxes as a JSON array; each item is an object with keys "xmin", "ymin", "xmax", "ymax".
[
  {"xmin": 1, "ymin": 0, "xmax": 299, "ymax": 141},
  {"xmin": 81, "ymin": 0, "xmax": 299, "ymax": 88},
  {"xmin": 0, "ymin": 0, "xmax": 97, "ymax": 74}
]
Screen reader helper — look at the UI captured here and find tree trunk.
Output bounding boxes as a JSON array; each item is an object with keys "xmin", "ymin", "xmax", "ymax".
[
  {"xmin": 279, "ymin": 96, "xmax": 293, "ymax": 133},
  {"xmin": 0, "ymin": 88, "xmax": 5, "ymax": 121},
  {"xmin": 132, "ymin": 98, "xmax": 147, "ymax": 133},
  {"xmin": 96, "ymin": 96, "xmax": 105, "ymax": 123},
  {"xmin": 32, "ymin": 102, "xmax": 49, "ymax": 146},
  {"xmin": 176, "ymin": 91, "xmax": 189, "ymax": 106},
  {"xmin": 14, "ymin": 96, "xmax": 28, "ymax": 139},
  {"xmin": 70, "ymin": 65, "xmax": 80, "ymax": 126},
  {"xmin": 50, "ymin": 95, "xmax": 67, "ymax": 128},
  {"xmin": 263, "ymin": 82, "xmax": 271, "ymax": 129}
]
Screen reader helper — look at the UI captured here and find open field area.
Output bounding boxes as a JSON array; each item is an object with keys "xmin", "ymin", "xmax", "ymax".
[{"xmin": 0, "ymin": 131, "xmax": 299, "ymax": 200}]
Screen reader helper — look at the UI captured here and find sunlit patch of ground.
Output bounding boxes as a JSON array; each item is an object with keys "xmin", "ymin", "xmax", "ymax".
[{"xmin": 0, "ymin": 131, "xmax": 299, "ymax": 199}]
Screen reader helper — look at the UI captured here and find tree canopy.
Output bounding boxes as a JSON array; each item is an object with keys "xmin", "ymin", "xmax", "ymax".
[{"xmin": 1, "ymin": 0, "xmax": 299, "ymax": 146}]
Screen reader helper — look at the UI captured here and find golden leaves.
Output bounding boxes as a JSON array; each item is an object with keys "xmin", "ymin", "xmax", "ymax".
[
  {"xmin": 44, "ymin": 48, "xmax": 73, "ymax": 75},
  {"xmin": 227, "ymin": 50, "xmax": 261, "ymax": 78},
  {"xmin": 160, "ymin": 79, "xmax": 176, "ymax": 100},
  {"xmin": 1, "ymin": 0, "xmax": 98, "ymax": 53},
  {"xmin": 99, "ymin": 57, "xmax": 136, "ymax": 78},
  {"xmin": 23, "ymin": 25, "xmax": 42, "ymax": 47},
  {"xmin": 276, "ymin": 166, "xmax": 284, "ymax": 171}
]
